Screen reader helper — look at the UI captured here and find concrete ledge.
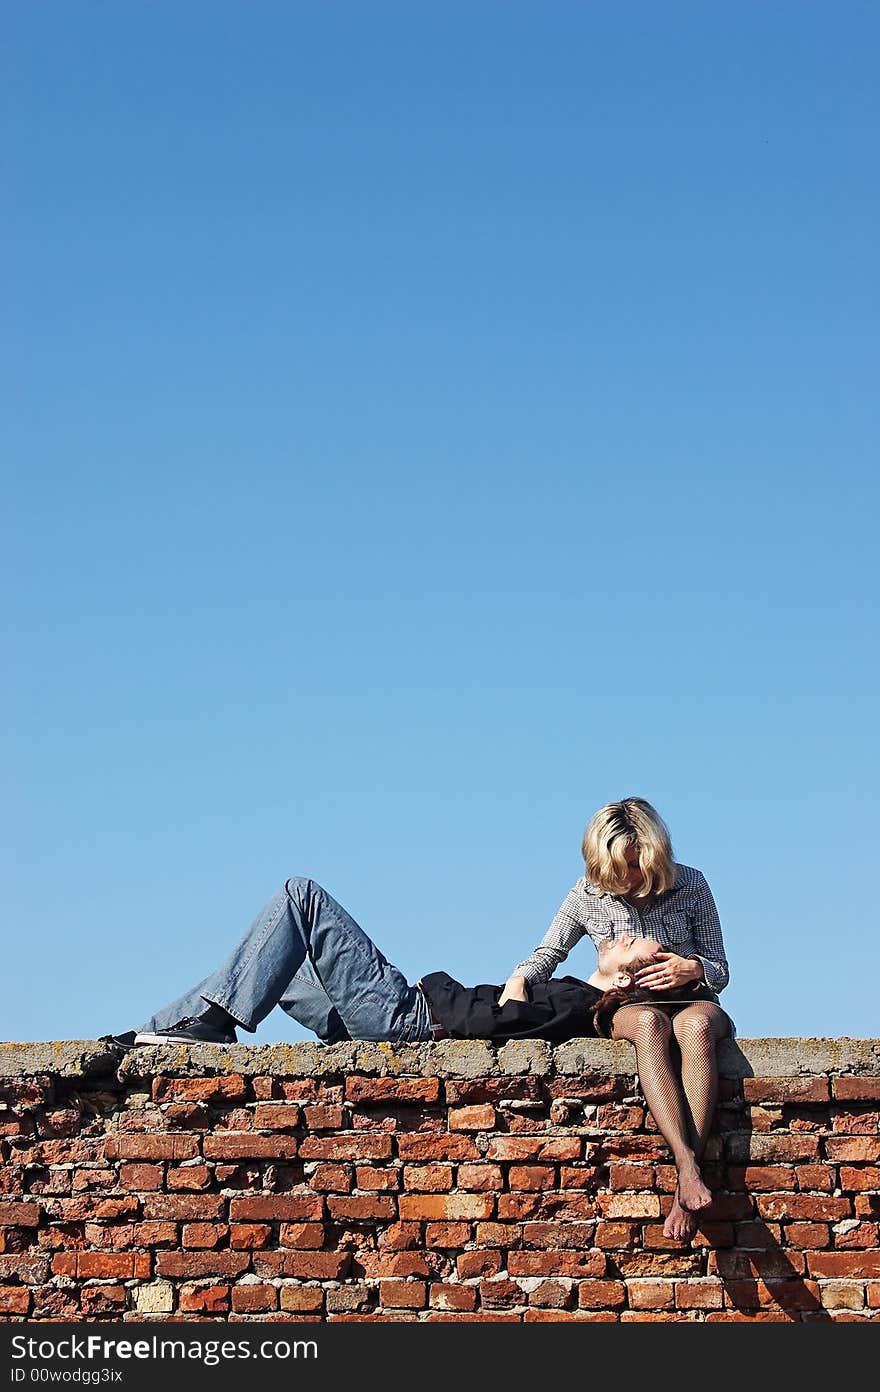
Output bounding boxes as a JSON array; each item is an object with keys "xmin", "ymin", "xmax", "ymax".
[{"xmin": 2, "ymin": 1037, "xmax": 879, "ymax": 1080}]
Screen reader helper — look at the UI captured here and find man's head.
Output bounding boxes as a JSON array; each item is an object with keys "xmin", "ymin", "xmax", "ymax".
[{"xmin": 592, "ymin": 935, "xmax": 662, "ymax": 990}]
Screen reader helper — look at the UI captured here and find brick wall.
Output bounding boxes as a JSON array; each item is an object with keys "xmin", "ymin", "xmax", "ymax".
[{"xmin": 1, "ymin": 1037, "xmax": 878, "ymax": 1322}]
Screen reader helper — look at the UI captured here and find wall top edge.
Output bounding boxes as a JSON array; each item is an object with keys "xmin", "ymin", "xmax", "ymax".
[{"xmin": 1, "ymin": 1037, "xmax": 879, "ymax": 1081}]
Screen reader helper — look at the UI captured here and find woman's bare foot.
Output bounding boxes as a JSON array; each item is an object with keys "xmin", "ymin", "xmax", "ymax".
[
  {"xmin": 663, "ymin": 1189, "xmax": 698, "ymax": 1242},
  {"xmin": 676, "ymin": 1162, "xmax": 713, "ymax": 1214}
]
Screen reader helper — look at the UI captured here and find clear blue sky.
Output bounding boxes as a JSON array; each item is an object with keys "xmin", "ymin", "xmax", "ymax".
[{"xmin": 5, "ymin": 2, "xmax": 878, "ymax": 1043}]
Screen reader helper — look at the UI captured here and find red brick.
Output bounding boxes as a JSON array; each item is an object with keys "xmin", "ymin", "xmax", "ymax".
[
  {"xmin": 298, "ymin": 1136, "xmax": 392, "ymax": 1161},
  {"xmin": 577, "ymin": 1280, "xmax": 626, "ymax": 1309},
  {"xmin": 447, "ymin": 1077, "xmax": 542, "ymax": 1105},
  {"xmin": 727, "ymin": 1136, "xmax": 820, "ymax": 1163},
  {"xmin": 78, "ymin": 1252, "xmax": 151, "ymax": 1278},
  {"xmin": 277, "ymin": 1222, "xmax": 325, "ymax": 1247},
  {"xmin": 398, "ymin": 1194, "xmax": 494, "ymax": 1221},
  {"xmin": 756, "ymin": 1194, "xmax": 851, "ymax": 1222},
  {"xmin": 143, "ymin": 1195, "xmax": 226, "ymax": 1221},
  {"xmin": 675, "ymin": 1279, "xmax": 724, "ymax": 1309},
  {"xmin": 358, "ymin": 1251, "xmax": 429, "ymax": 1278},
  {"xmin": 83, "ymin": 1222, "xmax": 134, "ymax": 1249},
  {"xmin": 457, "ymin": 1250, "xmax": 502, "ymax": 1278},
  {"xmin": 743, "ymin": 1077, "xmax": 830, "ymax": 1104},
  {"xmin": 403, "ymin": 1164, "xmax": 453, "ymax": 1191},
  {"xmin": 608, "ymin": 1163, "xmax": 654, "ymax": 1190},
  {"xmin": 834, "ymin": 1220, "xmax": 878, "ymax": 1248},
  {"xmin": 627, "ymin": 1279, "xmax": 675, "ymax": 1310},
  {"xmin": 840, "ymin": 1165, "xmax": 880, "ymax": 1191},
  {"xmin": 80, "ymin": 1284, "xmax": 126, "ymax": 1314},
  {"xmin": 346, "ymin": 1078, "xmax": 440, "ymax": 1104},
  {"xmin": 508, "ymin": 1251, "xmax": 606, "ymax": 1278},
  {"xmin": 486, "ymin": 1137, "xmax": 581, "ymax": 1162},
  {"xmin": 807, "ymin": 1251, "xmax": 880, "ymax": 1278},
  {"xmin": 301, "ymin": 1105, "xmax": 344, "ymax": 1130},
  {"xmin": 119, "ymin": 1163, "xmax": 163, "ymax": 1190},
  {"xmin": 430, "ymin": 1283, "xmax": 478, "ymax": 1311},
  {"xmin": 252, "ymin": 1104, "xmax": 302, "ymax": 1130},
  {"xmin": 479, "ymin": 1278, "xmax": 523, "ymax": 1309},
  {"xmin": 833, "ymin": 1078, "xmax": 880, "ymax": 1101},
  {"xmin": 156, "ymin": 1251, "xmax": 250, "ymax": 1278},
  {"xmin": 132, "ymin": 1222, "xmax": 178, "ymax": 1246},
  {"xmin": 598, "ymin": 1193, "xmax": 661, "ymax": 1219},
  {"xmin": 327, "ymin": 1196, "xmax": 396, "ymax": 1221},
  {"xmin": 785, "ymin": 1222, "xmax": 830, "ymax": 1248},
  {"xmin": 796, "ymin": 1164, "xmax": 834, "ymax": 1192},
  {"xmin": 167, "ymin": 1163, "xmax": 212, "ymax": 1190},
  {"xmin": 153, "ymin": 1076, "xmax": 248, "ymax": 1103},
  {"xmin": 253, "ymin": 1251, "xmax": 350, "ymax": 1279},
  {"xmin": 232, "ymin": 1283, "xmax": 277, "ymax": 1312},
  {"xmin": 496, "ymin": 1194, "xmax": 542, "ymax": 1220},
  {"xmin": 722, "ymin": 1279, "xmax": 822, "ymax": 1310},
  {"xmin": 162, "ymin": 1102, "xmax": 209, "ymax": 1129},
  {"xmin": 449, "ymin": 1105, "xmax": 496, "ymax": 1131},
  {"xmin": 203, "ymin": 1135, "xmax": 298, "ymax": 1160},
  {"xmin": 529, "ymin": 1279, "xmax": 574, "ymax": 1309},
  {"xmin": 508, "ymin": 1165, "xmax": 555, "ymax": 1191},
  {"xmin": 396, "ymin": 1135, "xmax": 479, "ymax": 1161},
  {"xmin": 0, "ymin": 1203, "xmax": 40, "ymax": 1226},
  {"xmin": 596, "ymin": 1104, "xmax": 645, "ymax": 1131},
  {"xmin": 179, "ymin": 1284, "xmax": 230, "ymax": 1312},
  {"xmin": 378, "ymin": 1222, "xmax": 422, "ymax": 1249},
  {"xmin": 106, "ymin": 1134, "xmax": 199, "ymax": 1161},
  {"xmin": 51, "ymin": 1252, "xmax": 77, "ymax": 1277},
  {"xmin": 229, "ymin": 1223, "xmax": 272, "ymax": 1249},
  {"xmin": 826, "ymin": 1138, "xmax": 880, "ymax": 1162},
  {"xmin": 378, "ymin": 1279, "xmax": 427, "ymax": 1309},
  {"xmin": 280, "ymin": 1287, "xmax": 325, "ymax": 1312},
  {"xmin": 0, "ymin": 1286, "xmax": 31, "ymax": 1314},
  {"xmin": 182, "ymin": 1222, "xmax": 228, "ymax": 1249},
  {"xmin": 832, "ymin": 1109, "xmax": 880, "ymax": 1134},
  {"xmin": 595, "ymin": 1222, "xmax": 641, "ymax": 1248},
  {"xmin": 356, "ymin": 1166, "xmax": 399, "ymax": 1191},
  {"xmin": 309, "ymin": 1163, "xmax": 352, "ymax": 1192},
  {"xmin": 458, "ymin": 1164, "xmax": 504, "ymax": 1191},
  {"xmin": 426, "ymin": 1223, "xmax": 471, "ymax": 1248}
]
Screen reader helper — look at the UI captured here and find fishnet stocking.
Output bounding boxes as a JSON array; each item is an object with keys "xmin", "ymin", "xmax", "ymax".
[{"xmin": 612, "ymin": 1001, "xmax": 729, "ymax": 1239}]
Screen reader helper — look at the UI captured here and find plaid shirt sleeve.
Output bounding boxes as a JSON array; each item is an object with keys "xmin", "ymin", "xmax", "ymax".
[
  {"xmin": 688, "ymin": 871, "xmax": 729, "ymax": 993},
  {"xmin": 511, "ymin": 884, "xmax": 595, "ymax": 985}
]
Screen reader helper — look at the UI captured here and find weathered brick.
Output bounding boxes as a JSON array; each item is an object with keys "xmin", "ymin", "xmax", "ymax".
[
  {"xmin": 403, "ymin": 1164, "xmax": 453, "ymax": 1191},
  {"xmin": 302, "ymin": 1105, "xmax": 344, "ymax": 1130},
  {"xmin": 106, "ymin": 1134, "xmax": 199, "ymax": 1161},
  {"xmin": 309, "ymin": 1163, "xmax": 352, "ymax": 1192},
  {"xmin": 152, "ymin": 1076, "xmax": 248, "ymax": 1103},
  {"xmin": 726, "ymin": 1135, "xmax": 820, "ymax": 1164},
  {"xmin": 598, "ymin": 1193, "xmax": 661, "ymax": 1219},
  {"xmin": 449, "ymin": 1105, "xmax": 496, "ymax": 1131},
  {"xmin": 784, "ymin": 1222, "xmax": 830, "ymax": 1249},
  {"xmin": 458, "ymin": 1164, "xmax": 505, "ymax": 1192},
  {"xmin": 507, "ymin": 1165, "xmax": 555, "ymax": 1191},
  {"xmin": 203, "ymin": 1135, "xmax": 298, "ymax": 1160},
  {"xmin": 0, "ymin": 1286, "xmax": 31, "ymax": 1314},
  {"xmin": 756, "ymin": 1194, "xmax": 852, "ymax": 1223},
  {"xmin": 346, "ymin": 1078, "xmax": 440, "ymax": 1104},
  {"xmin": 833, "ymin": 1078, "xmax": 880, "ymax": 1101},
  {"xmin": 577, "ymin": 1279, "xmax": 626, "ymax": 1309},
  {"xmin": 834, "ymin": 1220, "xmax": 878, "ymax": 1249},
  {"xmin": 396, "ymin": 1135, "xmax": 479, "ymax": 1161},
  {"xmin": 328, "ymin": 1195, "xmax": 397, "ymax": 1221},
  {"xmin": 279, "ymin": 1286, "xmax": 325, "ymax": 1312},
  {"xmin": 355, "ymin": 1166, "xmax": 399, "ymax": 1191},
  {"xmin": 807, "ymin": 1251, "xmax": 880, "ymax": 1278},
  {"xmin": 254, "ymin": 1251, "xmax": 350, "ymax": 1279},
  {"xmin": 398, "ymin": 1193, "xmax": 494, "ymax": 1221},
  {"xmin": 426, "ymin": 1223, "xmax": 472, "ymax": 1248},
  {"xmin": 229, "ymin": 1223, "xmax": 273, "ymax": 1249},
  {"xmin": 486, "ymin": 1137, "xmax": 581, "ymax": 1162},
  {"xmin": 627, "ymin": 1279, "xmax": 675, "ymax": 1310},
  {"xmin": 743, "ymin": 1077, "xmax": 830, "ymax": 1104},
  {"xmin": 298, "ymin": 1136, "xmax": 392, "ymax": 1161},
  {"xmin": 182, "ymin": 1222, "xmax": 228, "ymax": 1249},
  {"xmin": 78, "ymin": 1252, "xmax": 151, "ymax": 1279},
  {"xmin": 825, "ymin": 1138, "xmax": 880, "ymax": 1162},
  {"xmin": 156, "ymin": 1251, "xmax": 250, "ymax": 1278},
  {"xmin": 252, "ymin": 1105, "xmax": 302, "ymax": 1130},
  {"xmin": 720, "ymin": 1280, "xmax": 822, "ymax": 1311},
  {"xmin": 0, "ymin": 1202, "xmax": 40, "ymax": 1226},
  {"xmin": 80, "ymin": 1284, "xmax": 126, "ymax": 1314},
  {"xmin": 508, "ymin": 1251, "xmax": 605, "ymax": 1278},
  {"xmin": 143, "ymin": 1195, "xmax": 226, "ymax": 1221},
  {"xmin": 167, "ymin": 1163, "xmax": 212, "ymax": 1190},
  {"xmin": 430, "ymin": 1282, "xmax": 478, "ymax": 1311},
  {"xmin": 232, "ymin": 1283, "xmax": 278, "ymax": 1312},
  {"xmin": 796, "ymin": 1164, "xmax": 834, "ymax": 1192},
  {"xmin": 675, "ymin": 1278, "xmax": 725, "ymax": 1309},
  {"xmin": 119, "ymin": 1163, "xmax": 164, "ymax": 1190},
  {"xmin": 840, "ymin": 1165, "xmax": 880, "ymax": 1191},
  {"xmin": 178, "ymin": 1283, "xmax": 230, "ymax": 1312},
  {"xmin": 457, "ymin": 1249, "xmax": 502, "ymax": 1278}
]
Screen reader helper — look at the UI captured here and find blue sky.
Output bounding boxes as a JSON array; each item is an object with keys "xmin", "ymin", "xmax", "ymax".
[{"xmin": 5, "ymin": 2, "xmax": 878, "ymax": 1043}]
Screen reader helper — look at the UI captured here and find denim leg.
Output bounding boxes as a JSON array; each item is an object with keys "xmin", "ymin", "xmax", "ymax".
[{"xmin": 136, "ymin": 877, "xmax": 430, "ymax": 1042}]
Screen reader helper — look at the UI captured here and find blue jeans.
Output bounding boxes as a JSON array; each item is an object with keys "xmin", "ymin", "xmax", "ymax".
[{"xmin": 135, "ymin": 877, "xmax": 431, "ymax": 1044}]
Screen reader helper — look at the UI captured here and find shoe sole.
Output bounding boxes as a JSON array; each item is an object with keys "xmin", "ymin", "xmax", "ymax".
[{"xmin": 133, "ymin": 1032, "xmax": 236, "ymax": 1046}]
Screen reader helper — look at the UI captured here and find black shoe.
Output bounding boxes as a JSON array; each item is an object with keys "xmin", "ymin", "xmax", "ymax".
[
  {"xmin": 99, "ymin": 1031, "xmax": 138, "ymax": 1051},
  {"xmin": 133, "ymin": 1015, "xmax": 238, "ymax": 1046}
]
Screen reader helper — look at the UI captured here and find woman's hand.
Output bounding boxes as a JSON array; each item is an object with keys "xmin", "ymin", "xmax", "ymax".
[
  {"xmin": 498, "ymin": 974, "xmax": 529, "ymax": 1006},
  {"xmin": 634, "ymin": 952, "xmax": 703, "ymax": 991}
]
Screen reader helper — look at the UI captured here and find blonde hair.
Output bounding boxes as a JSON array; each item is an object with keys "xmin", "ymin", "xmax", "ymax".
[{"xmin": 582, "ymin": 798, "xmax": 676, "ymax": 898}]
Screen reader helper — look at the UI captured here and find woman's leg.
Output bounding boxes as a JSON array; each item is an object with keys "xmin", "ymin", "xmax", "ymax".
[
  {"xmin": 611, "ymin": 1004, "xmax": 711, "ymax": 1241},
  {"xmin": 136, "ymin": 877, "xmax": 429, "ymax": 1043}
]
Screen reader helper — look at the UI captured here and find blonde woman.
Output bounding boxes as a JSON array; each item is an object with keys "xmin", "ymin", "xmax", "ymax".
[{"xmin": 500, "ymin": 797, "xmax": 732, "ymax": 1243}]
